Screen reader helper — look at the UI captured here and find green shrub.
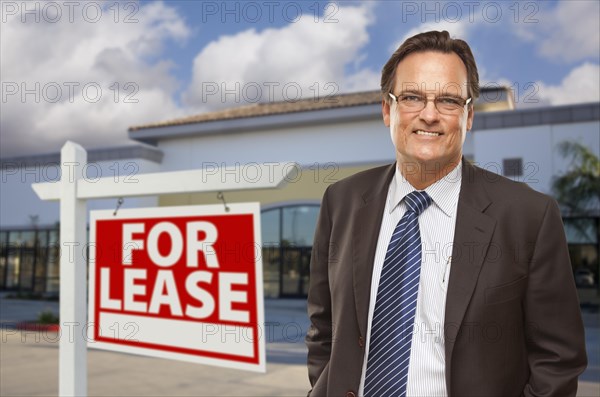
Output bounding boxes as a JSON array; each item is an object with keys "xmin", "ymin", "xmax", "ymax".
[{"xmin": 37, "ymin": 310, "xmax": 59, "ymax": 324}]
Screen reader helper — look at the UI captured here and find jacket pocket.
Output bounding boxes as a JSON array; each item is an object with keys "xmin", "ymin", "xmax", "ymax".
[{"xmin": 485, "ymin": 276, "xmax": 527, "ymax": 305}]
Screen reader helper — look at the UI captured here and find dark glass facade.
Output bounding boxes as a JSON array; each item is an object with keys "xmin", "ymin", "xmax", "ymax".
[
  {"xmin": 1, "ymin": 212, "xmax": 597, "ymax": 300},
  {"xmin": 0, "ymin": 228, "xmax": 60, "ymax": 295},
  {"xmin": 261, "ymin": 204, "xmax": 319, "ymax": 298},
  {"xmin": 564, "ymin": 217, "xmax": 600, "ymax": 295}
]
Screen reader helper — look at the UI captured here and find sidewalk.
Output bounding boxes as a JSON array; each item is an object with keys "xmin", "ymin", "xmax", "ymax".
[
  {"xmin": 1, "ymin": 296, "xmax": 598, "ymax": 396},
  {"xmin": 1, "ymin": 297, "xmax": 311, "ymax": 396}
]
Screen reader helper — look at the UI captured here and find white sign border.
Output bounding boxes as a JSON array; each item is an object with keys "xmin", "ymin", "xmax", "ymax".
[{"xmin": 88, "ymin": 202, "xmax": 266, "ymax": 373}]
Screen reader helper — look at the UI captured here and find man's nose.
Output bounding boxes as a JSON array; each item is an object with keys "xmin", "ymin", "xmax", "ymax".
[{"xmin": 419, "ymin": 100, "xmax": 440, "ymax": 124}]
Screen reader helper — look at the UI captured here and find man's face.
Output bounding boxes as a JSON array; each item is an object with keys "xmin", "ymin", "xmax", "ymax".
[{"xmin": 382, "ymin": 51, "xmax": 474, "ymax": 173}]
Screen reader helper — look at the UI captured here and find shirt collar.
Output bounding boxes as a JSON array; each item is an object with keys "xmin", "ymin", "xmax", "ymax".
[{"xmin": 389, "ymin": 162, "xmax": 462, "ymax": 217}]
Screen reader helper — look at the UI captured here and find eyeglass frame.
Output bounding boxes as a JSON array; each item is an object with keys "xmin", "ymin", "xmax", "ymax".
[{"xmin": 388, "ymin": 91, "xmax": 472, "ymax": 115}]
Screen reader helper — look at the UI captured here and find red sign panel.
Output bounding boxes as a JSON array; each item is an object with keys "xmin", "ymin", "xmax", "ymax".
[{"xmin": 88, "ymin": 203, "xmax": 265, "ymax": 372}]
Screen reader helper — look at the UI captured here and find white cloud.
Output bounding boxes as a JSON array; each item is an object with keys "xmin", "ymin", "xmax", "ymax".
[
  {"xmin": 182, "ymin": 2, "xmax": 377, "ymax": 109},
  {"xmin": 0, "ymin": 1, "xmax": 190, "ymax": 157},
  {"xmin": 536, "ymin": 63, "xmax": 600, "ymax": 106},
  {"xmin": 514, "ymin": 1, "xmax": 599, "ymax": 63},
  {"xmin": 342, "ymin": 69, "xmax": 380, "ymax": 93}
]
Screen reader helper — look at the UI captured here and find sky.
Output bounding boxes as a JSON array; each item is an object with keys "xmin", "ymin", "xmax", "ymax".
[{"xmin": 1, "ymin": 0, "xmax": 599, "ymax": 158}]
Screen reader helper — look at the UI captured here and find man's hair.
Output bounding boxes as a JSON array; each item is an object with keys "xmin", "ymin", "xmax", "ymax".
[{"xmin": 381, "ymin": 30, "xmax": 480, "ymax": 103}]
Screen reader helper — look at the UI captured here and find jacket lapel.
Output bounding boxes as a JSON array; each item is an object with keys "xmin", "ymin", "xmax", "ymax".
[
  {"xmin": 353, "ymin": 163, "xmax": 396, "ymax": 338},
  {"xmin": 444, "ymin": 160, "xmax": 496, "ymax": 391}
]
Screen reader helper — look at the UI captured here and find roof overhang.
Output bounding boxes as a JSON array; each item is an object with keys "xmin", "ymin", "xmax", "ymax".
[{"xmin": 129, "ymin": 103, "xmax": 383, "ymax": 144}]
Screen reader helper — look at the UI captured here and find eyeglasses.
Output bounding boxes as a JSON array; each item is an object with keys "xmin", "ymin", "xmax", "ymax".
[{"xmin": 388, "ymin": 92, "xmax": 472, "ymax": 115}]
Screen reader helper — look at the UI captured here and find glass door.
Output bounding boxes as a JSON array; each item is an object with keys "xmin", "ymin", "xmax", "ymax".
[{"xmin": 280, "ymin": 246, "xmax": 311, "ymax": 298}]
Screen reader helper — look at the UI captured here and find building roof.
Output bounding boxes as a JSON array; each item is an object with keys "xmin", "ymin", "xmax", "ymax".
[
  {"xmin": 129, "ymin": 91, "xmax": 383, "ymax": 132},
  {"xmin": 129, "ymin": 87, "xmax": 514, "ymax": 132},
  {"xmin": 472, "ymin": 102, "xmax": 600, "ymax": 130},
  {"xmin": 0, "ymin": 144, "xmax": 163, "ymax": 169}
]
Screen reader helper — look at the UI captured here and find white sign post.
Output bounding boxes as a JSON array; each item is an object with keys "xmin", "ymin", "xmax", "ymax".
[
  {"xmin": 59, "ymin": 143, "xmax": 88, "ymax": 397},
  {"xmin": 32, "ymin": 141, "xmax": 295, "ymax": 396}
]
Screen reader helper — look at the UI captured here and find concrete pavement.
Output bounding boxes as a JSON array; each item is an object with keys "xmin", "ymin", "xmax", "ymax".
[
  {"xmin": 1, "ymin": 296, "xmax": 312, "ymax": 396},
  {"xmin": 1, "ymin": 329, "xmax": 309, "ymax": 396},
  {"xmin": 1, "ymin": 296, "xmax": 598, "ymax": 396}
]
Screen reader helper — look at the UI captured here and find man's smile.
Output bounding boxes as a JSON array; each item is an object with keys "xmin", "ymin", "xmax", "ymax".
[{"xmin": 414, "ymin": 129, "xmax": 443, "ymax": 137}]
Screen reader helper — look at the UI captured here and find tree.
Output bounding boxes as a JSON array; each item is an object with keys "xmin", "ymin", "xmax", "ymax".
[
  {"xmin": 553, "ymin": 140, "xmax": 600, "ymax": 290},
  {"xmin": 552, "ymin": 140, "xmax": 600, "ymax": 217}
]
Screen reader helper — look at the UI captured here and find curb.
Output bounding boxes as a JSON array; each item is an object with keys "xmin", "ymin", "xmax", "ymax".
[{"xmin": 16, "ymin": 322, "xmax": 60, "ymax": 332}]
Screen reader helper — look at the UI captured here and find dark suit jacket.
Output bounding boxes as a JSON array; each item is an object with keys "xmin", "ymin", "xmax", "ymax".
[{"xmin": 306, "ymin": 160, "xmax": 587, "ymax": 397}]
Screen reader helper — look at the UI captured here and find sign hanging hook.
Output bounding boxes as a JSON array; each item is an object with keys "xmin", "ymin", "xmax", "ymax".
[
  {"xmin": 113, "ymin": 197, "xmax": 124, "ymax": 216},
  {"xmin": 217, "ymin": 192, "xmax": 230, "ymax": 212}
]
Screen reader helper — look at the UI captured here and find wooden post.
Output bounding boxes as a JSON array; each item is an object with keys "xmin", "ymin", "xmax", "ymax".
[{"xmin": 59, "ymin": 142, "xmax": 87, "ymax": 396}]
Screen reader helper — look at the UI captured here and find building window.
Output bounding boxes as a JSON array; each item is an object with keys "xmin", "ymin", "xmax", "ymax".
[
  {"xmin": 0, "ymin": 228, "xmax": 59, "ymax": 295},
  {"xmin": 261, "ymin": 208, "xmax": 280, "ymax": 246},
  {"xmin": 503, "ymin": 158, "xmax": 523, "ymax": 177},
  {"xmin": 564, "ymin": 217, "xmax": 599, "ymax": 295},
  {"xmin": 282, "ymin": 206, "xmax": 319, "ymax": 247},
  {"xmin": 0, "ymin": 232, "xmax": 7, "ymax": 288},
  {"xmin": 46, "ymin": 229, "xmax": 60, "ymax": 294},
  {"xmin": 261, "ymin": 204, "xmax": 319, "ymax": 298}
]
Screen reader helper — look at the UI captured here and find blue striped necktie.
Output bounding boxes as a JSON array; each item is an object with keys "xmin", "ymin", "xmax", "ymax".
[{"xmin": 364, "ymin": 190, "xmax": 433, "ymax": 397}]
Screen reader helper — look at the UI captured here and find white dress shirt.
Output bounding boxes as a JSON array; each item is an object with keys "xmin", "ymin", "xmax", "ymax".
[{"xmin": 358, "ymin": 163, "xmax": 462, "ymax": 397}]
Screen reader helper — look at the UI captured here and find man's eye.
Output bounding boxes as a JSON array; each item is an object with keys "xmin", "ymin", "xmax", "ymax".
[
  {"xmin": 400, "ymin": 95, "xmax": 422, "ymax": 102},
  {"xmin": 438, "ymin": 97, "xmax": 461, "ymax": 106}
]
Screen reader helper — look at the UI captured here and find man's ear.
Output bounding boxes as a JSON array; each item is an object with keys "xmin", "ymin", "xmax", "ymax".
[
  {"xmin": 466, "ymin": 105, "xmax": 474, "ymax": 131},
  {"xmin": 382, "ymin": 100, "xmax": 391, "ymax": 127}
]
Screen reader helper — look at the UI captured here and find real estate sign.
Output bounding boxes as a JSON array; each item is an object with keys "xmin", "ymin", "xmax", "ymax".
[{"xmin": 88, "ymin": 203, "xmax": 266, "ymax": 372}]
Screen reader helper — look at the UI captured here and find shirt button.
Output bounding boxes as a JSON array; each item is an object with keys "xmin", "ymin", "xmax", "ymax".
[
  {"xmin": 358, "ymin": 337, "xmax": 365, "ymax": 348},
  {"xmin": 346, "ymin": 392, "xmax": 356, "ymax": 397}
]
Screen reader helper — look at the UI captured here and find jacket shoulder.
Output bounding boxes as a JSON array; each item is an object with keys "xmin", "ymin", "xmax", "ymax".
[{"xmin": 326, "ymin": 163, "xmax": 393, "ymax": 197}]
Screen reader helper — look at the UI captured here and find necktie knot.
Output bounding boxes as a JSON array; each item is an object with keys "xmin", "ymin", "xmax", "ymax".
[{"xmin": 404, "ymin": 191, "xmax": 432, "ymax": 216}]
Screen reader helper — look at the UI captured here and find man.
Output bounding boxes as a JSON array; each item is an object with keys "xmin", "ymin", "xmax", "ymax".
[{"xmin": 305, "ymin": 31, "xmax": 587, "ymax": 397}]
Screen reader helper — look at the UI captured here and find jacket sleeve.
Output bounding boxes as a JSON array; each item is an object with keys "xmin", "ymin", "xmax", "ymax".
[
  {"xmin": 305, "ymin": 185, "xmax": 334, "ymax": 392},
  {"xmin": 523, "ymin": 198, "xmax": 587, "ymax": 396}
]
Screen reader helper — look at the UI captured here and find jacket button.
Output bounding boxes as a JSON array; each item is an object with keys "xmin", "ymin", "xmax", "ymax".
[
  {"xmin": 358, "ymin": 337, "xmax": 364, "ymax": 348},
  {"xmin": 346, "ymin": 392, "xmax": 356, "ymax": 397}
]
